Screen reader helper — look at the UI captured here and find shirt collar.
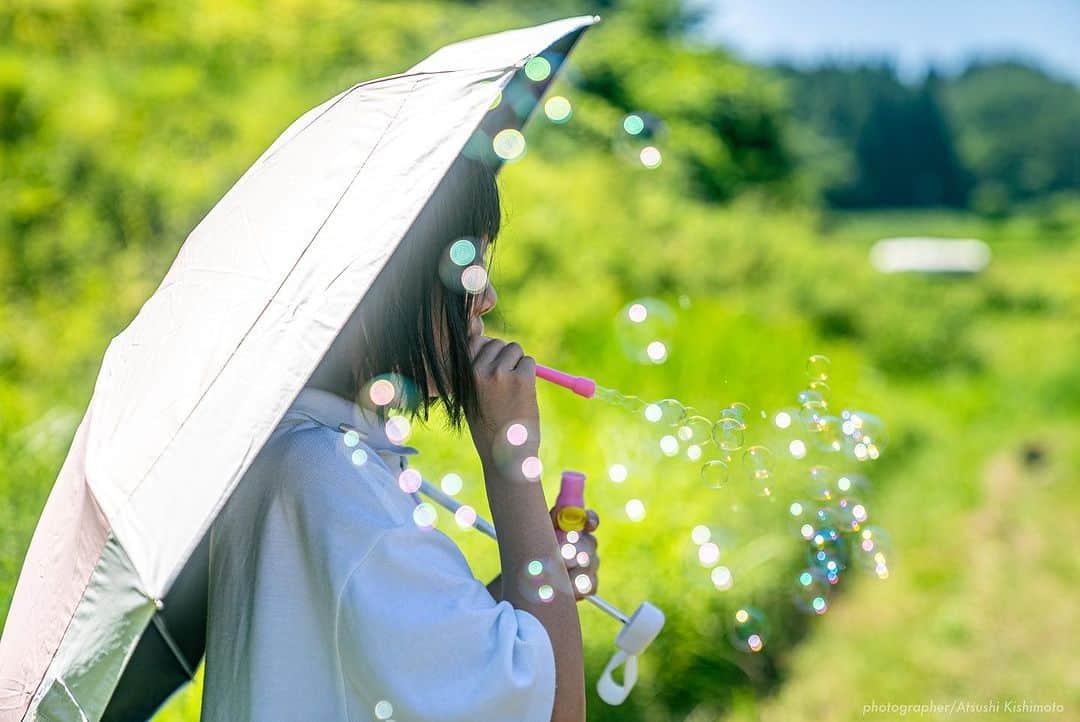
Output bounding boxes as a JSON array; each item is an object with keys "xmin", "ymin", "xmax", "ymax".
[{"xmin": 282, "ymin": 386, "xmax": 418, "ymax": 457}]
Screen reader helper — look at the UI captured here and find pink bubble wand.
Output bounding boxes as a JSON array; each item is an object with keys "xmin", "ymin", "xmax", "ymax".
[{"xmin": 535, "ymin": 364, "xmax": 598, "ymax": 399}]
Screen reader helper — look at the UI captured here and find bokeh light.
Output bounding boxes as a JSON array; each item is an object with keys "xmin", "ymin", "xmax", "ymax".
[{"xmin": 616, "ymin": 298, "xmax": 676, "ymax": 365}]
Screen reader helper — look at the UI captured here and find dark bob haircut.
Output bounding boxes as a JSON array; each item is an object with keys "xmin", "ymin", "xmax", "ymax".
[{"xmin": 345, "ymin": 153, "xmax": 502, "ymax": 431}]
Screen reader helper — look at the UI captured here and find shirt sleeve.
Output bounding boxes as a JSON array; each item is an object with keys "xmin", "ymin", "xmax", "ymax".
[{"xmin": 335, "ymin": 521, "xmax": 557, "ymax": 722}]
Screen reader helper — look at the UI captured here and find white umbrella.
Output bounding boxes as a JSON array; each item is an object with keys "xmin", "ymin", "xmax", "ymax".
[{"xmin": 0, "ymin": 15, "xmax": 599, "ymax": 721}]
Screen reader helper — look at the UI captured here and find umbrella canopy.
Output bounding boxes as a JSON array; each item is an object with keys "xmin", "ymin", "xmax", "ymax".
[{"xmin": 0, "ymin": 14, "xmax": 598, "ymax": 721}]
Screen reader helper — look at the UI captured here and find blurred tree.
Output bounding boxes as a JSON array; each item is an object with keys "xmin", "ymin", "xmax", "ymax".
[{"xmin": 944, "ymin": 61, "xmax": 1080, "ymax": 214}]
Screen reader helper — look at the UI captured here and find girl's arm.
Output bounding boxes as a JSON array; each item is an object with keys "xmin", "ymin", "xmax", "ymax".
[
  {"xmin": 468, "ymin": 335, "xmax": 586, "ymax": 722},
  {"xmin": 480, "ymin": 452, "xmax": 585, "ymax": 722}
]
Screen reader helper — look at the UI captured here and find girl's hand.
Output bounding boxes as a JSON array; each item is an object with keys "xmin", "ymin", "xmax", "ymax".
[
  {"xmin": 552, "ymin": 508, "xmax": 601, "ymax": 601},
  {"xmin": 467, "ymin": 335, "xmax": 540, "ymax": 465}
]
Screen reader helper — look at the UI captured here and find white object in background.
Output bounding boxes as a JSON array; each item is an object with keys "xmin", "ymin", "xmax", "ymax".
[{"xmin": 870, "ymin": 237, "xmax": 991, "ymax": 273}]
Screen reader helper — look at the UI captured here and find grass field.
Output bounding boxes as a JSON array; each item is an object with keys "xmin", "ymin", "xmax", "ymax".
[{"xmin": 6, "ymin": 179, "xmax": 1075, "ymax": 720}]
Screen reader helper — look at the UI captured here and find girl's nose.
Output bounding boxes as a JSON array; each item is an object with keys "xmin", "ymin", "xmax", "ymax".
[{"xmin": 477, "ymin": 281, "xmax": 498, "ymax": 316}]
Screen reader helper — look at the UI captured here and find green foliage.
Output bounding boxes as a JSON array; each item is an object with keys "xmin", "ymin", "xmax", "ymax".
[
  {"xmin": 1, "ymin": 2, "xmax": 1079, "ymax": 721},
  {"xmin": 944, "ymin": 62, "xmax": 1080, "ymax": 213}
]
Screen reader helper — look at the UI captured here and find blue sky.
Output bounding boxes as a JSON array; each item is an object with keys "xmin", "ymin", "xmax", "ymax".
[{"xmin": 693, "ymin": 0, "xmax": 1080, "ymax": 82}]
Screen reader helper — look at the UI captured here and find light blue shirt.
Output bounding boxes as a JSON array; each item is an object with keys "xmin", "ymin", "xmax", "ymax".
[{"xmin": 201, "ymin": 386, "xmax": 556, "ymax": 721}]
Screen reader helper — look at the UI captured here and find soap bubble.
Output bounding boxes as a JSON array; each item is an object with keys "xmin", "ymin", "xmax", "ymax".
[
  {"xmin": 697, "ymin": 542, "xmax": 721, "ymax": 567},
  {"xmin": 711, "ymin": 565, "xmax": 734, "ymax": 591},
  {"xmin": 438, "ymin": 237, "xmax": 482, "ymax": 293},
  {"xmin": 625, "ymin": 498, "xmax": 646, "ymax": 521},
  {"xmin": 798, "ymin": 389, "xmax": 826, "ymax": 409},
  {"xmin": 691, "ymin": 525, "xmax": 712, "ymax": 545},
  {"xmin": 850, "ymin": 526, "xmax": 892, "ymax": 579},
  {"xmin": 359, "ymin": 373, "xmax": 417, "ymax": 412},
  {"xmin": 793, "ymin": 568, "xmax": 831, "ymax": 615},
  {"xmin": 787, "ymin": 499, "xmax": 836, "ymax": 539},
  {"xmin": 677, "ymin": 416, "xmax": 713, "ymax": 445},
  {"xmin": 741, "ymin": 446, "xmax": 775, "ymax": 482},
  {"xmin": 772, "ymin": 407, "xmax": 799, "ymax": 430},
  {"xmin": 398, "ymin": 469, "xmax": 422, "ymax": 494},
  {"xmin": 521, "ymin": 456, "xmax": 543, "ymax": 480},
  {"xmin": 806, "ymin": 354, "xmax": 831, "ymax": 381},
  {"xmin": 544, "ymin": 95, "xmax": 572, "ymax": 124},
  {"xmin": 440, "ymin": 472, "xmax": 463, "ymax": 496},
  {"xmin": 490, "ymin": 420, "xmax": 540, "ymax": 478},
  {"xmin": 524, "ymin": 55, "xmax": 552, "ymax": 82},
  {"xmin": 461, "ymin": 265, "xmax": 488, "ymax": 295},
  {"xmin": 788, "ymin": 439, "xmax": 808, "ymax": 459},
  {"xmin": 808, "ymin": 379, "xmax": 832, "ymax": 402},
  {"xmin": 808, "ymin": 466, "xmax": 839, "ymax": 500},
  {"xmin": 730, "ymin": 606, "xmax": 769, "ymax": 653},
  {"xmin": 616, "ymin": 298, "xmax": 676, "ymax": 365},
  {"xmin": 701, "ymin": 459, "xmax": 729, "ymax": 489},
  {"xmin": 835, "ymin": 473, "xmax": 872, "ymax": 496},
  {"xmin": 713, "ymin": 418, "xmax": 746, "ymax": 451},
  {"xmin": 721, "ymin": 402, "xmax": 751, "ymax": 423},
  {"xmin": 448, "ymin": 238, "xmax": 477, "ymax": 266},
  {"xmin": 840, "ymin": 410, "xmax": 887, "ymax": 461},
  {"xmin": 492, "ymin": 128, "xmax": 527, "ymax": 162},
  {"xmin": 574, "ymin": 573, "xmax": 593, "ymax": 594},
  {"xmin": 454, "ymin": 505, "xmax": 477, "ymax": 529},
  {"xmin": 831, "ymin": 496, "xmax": 870, "ymax": 532},
  {"xmin": 809, "ymin": 415, "xmax": 845, "ymax": 452},
  {"xmin": 385, "ymin": 415, "xmax": 411, "ymax": 444},
  {"xmin": 412, "ymin": 502, "xmax": 438, "ymax": 529},
  {"xmin": 807, "ymin": 526, "xmax": 847, "ymax": 579},
  {"xmin": 639, "ymin": 146, "xmax": 662, "ymax": 168},
  {"xmin": 506, "ymin": 423, "xmax": 529, "ymax": 447},
  {"xmin": 615, "ymin": 111, "xmax": 668, "ymax": 169},
  {"xmin": 644, "ymin": 398, "xmax": 687, "ymax": 426}
]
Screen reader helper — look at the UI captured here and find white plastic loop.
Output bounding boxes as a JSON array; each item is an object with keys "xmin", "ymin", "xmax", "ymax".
[{"xmin": 597, "ymin": 650, "xmax": 638, "ymax": 705}]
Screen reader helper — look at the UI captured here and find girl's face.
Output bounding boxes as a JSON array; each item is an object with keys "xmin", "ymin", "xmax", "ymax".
[{"xmin": 427, "ymin": 237, "xmax": 498, "ymax": 398}]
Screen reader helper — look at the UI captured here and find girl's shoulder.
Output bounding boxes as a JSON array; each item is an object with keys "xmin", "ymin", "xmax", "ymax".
[{"xmin": 266, "ymin": 421, "xmax": 417, "ymax": 530}]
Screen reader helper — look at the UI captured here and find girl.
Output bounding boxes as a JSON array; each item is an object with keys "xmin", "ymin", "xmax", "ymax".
[{"xmin": 201, "ymin": 153, "xmax": 599, "ymax": 722}]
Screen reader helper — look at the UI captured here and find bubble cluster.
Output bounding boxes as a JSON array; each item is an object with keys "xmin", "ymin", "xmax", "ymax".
[
  {"xmin": 591, "ymin": 350, "xmax": 890, "ymax": 650},
  {"xmin": 841, "ymin": 409, "xmax": 886, "ymax": 460}
]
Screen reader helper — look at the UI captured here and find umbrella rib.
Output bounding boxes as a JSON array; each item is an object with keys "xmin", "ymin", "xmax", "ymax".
[
  {"xmin": 150, "ymin": 614, "xmax": 197, "ymax": 680},
  {"xmin": 125, "ymin": 78, "xmax": 421, "ymax": 520}
]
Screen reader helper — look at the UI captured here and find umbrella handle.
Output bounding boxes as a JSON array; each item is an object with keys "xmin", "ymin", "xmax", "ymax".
[{"xmin": 597, "ymin": 649, "xmax": 638, "ymax": 705}]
